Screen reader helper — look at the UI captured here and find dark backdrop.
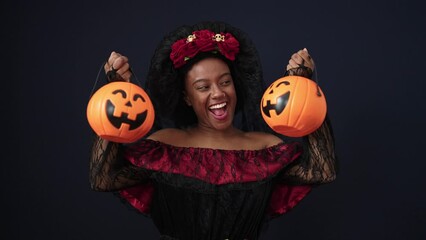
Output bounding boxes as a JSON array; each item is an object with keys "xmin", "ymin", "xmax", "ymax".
[{"xmin": 5, "ymin": 0, "xmax": 426, "ymax": 239}]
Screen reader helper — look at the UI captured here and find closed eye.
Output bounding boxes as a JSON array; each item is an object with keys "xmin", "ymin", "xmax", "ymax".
[
  {"xmin": 133, "ymin": 94, "xmax": 146, "ymax": 102},
  {"xmin": 112, "ymin": 89, "xmax": 127, "ymax": 98},
  {"xmin": 277, "ymin": 81, "xmax": 290, "ymax": 87},
  {"xmin": 220, "ymin": 79, "xmax": 232, "ymax": 86},
  {"xmin": 195, "ymin": 85, "xmax": 209, "ymax": 91}
]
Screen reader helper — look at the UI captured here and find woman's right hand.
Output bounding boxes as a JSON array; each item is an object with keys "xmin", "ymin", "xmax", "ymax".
[{"xmin": 104, "ymin": 51, "xmax": 132, "ymax": 82}]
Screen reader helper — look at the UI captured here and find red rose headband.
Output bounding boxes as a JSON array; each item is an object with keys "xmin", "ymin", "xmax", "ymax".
[{"xmin": 170, "ymin": 29, "xmax": 240, "ymax": 68}]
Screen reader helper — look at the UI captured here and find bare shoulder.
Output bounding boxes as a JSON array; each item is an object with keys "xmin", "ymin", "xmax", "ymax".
[
  {"xmin": 244, "ymin": 131, "xmax": 283, "ymax": 148},
  {"xmin": 146, "ymin": 128, "xmax": 187, "ymax": 144}
]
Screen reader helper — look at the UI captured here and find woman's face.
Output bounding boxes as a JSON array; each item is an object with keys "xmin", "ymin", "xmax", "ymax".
[{"xmin": 184, "ymin": 58, "xmax": 237, "ymax": 131}]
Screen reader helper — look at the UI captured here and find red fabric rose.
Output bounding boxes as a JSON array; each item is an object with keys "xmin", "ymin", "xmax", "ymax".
[
  {"xmin": 194, "ymin": 30, "xmax": 216, "ymax": 52},
  {"xmin": 169, "ymin": 29, "xmax": 240, "ymax": 68},
  {"xmin": 217, "ymin": 33, "xmax": 240, "ymax": 61},
  {"xmin": 170, "ymin": 39, "xmax": 188, "ymax": 68}
]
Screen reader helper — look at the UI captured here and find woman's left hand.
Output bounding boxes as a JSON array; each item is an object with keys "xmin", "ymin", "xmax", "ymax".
[{"xmin": 286, "ymin": 48, "xmax": 315, "ymax": 72}]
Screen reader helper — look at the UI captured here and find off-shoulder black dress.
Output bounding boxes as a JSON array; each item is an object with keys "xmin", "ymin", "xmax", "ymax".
[{"xmin": 90, "ymin": 120, "xmax": 336, "ymax": 240}]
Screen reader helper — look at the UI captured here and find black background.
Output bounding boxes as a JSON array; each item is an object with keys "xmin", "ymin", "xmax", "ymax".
[{"xmin": 5, "ymin": 0, "xmax": 426, "ymax": 239}]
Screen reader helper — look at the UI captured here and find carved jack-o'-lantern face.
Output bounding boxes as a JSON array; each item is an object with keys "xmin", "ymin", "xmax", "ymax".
[
  {"xmin": 87, "ymin": 82, "xmax": 155, "ymax": 143},
  {"xmin": 260, "ymin": 75, "xmax": 327, "ymax": 137}
]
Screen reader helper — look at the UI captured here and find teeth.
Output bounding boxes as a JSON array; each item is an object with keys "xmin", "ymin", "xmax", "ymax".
[{"xmin": 209, "ymin": 102, "xmax": 226, "ymax": 109}]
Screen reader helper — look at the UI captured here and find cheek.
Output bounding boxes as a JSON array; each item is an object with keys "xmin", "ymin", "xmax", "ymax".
[
  {"xmin": 186, "ymin": 91, "xmax": 207, "ymax": 108},
  {"xmin": 226, "ymin": 86, "xmax": 237, "ymax": 103}
]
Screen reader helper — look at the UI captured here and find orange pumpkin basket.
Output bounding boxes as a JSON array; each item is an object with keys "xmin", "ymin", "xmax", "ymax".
[
  {"xmin": 87, "ymin": 81, "xmax": 155, "ymax": 143},
  {"xmin": 260, "ymin": 75, "xmax": 327, "ymax": 137}
]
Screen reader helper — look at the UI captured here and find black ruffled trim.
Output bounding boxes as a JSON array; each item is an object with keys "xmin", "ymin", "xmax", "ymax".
[{"xmin": 150, "ymin": 170, "xmax": 279, "ymax": 193}]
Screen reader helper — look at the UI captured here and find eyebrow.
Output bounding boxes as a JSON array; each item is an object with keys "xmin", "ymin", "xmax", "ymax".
[{"xmin": 192, "ymin": 72, "xmax": 232, "ymax": 84}]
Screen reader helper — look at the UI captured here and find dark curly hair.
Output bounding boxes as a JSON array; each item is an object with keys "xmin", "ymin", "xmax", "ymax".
[{"xmin": 145, "ymin": 21, "xmax": 270, "ymax": 133}]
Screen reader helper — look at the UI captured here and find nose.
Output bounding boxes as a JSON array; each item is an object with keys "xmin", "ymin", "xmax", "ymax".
[{"xmin": 211, "ymin": 85, "xmax": 226, "ymax": 99}]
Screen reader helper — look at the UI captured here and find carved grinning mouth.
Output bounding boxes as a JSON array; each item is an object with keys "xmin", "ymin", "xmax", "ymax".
[
  {"xmin": 106, "ymin": 100, "xmax": 147, "ymax": 130},
  {"xmin": 262, "ymin": 91, "xmax": 290, "ymax": 118},
  {"xmin": 262, "ymin": 80, "xmax": 291, "ymax": 118}
]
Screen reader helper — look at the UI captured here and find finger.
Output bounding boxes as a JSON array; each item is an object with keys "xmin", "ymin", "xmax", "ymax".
[
  {"xmin": 104, "ymin": 62, "xmax": 110, "ymax": 73},
  {"xmin": 108, "ymin": 52, "xmax": 128, "ymax": 67},
  {"xmin": 108, "ymin": 51, "xmax": 119, "ymax": 67},
  {"xmin": 112, "ymin": 55, "xmax": 129, "ymax": 70},
  {"xmin": 298, "ymin": 49, "xmax": 310, "ymax": 62},
  {"xmin": 105, "ymin": 51, "xmax": 120, "ymax": 72},
  {"xmin": 104, "ymin": 51, "xmax": 132, "ymax": 81},
  {"xmin": 120, "ymin": 70, "xmax": 132, "ymax": 82},
  {"xmin": 298, "ymin": 48, "xmax": 310, "ymax": 59},
  {"xmin": 109, "ymin": 61, "xmax": 131, "ymax": 82},
  {"xmin": 287, "ymin": 58, "xmax": 300, "ymax": 69},
  {"xmin": 116, "ymin": 62, "xmax": 130, "ymax": 76},
  {"xmin": 297, "ymin": 48, "xmax": 315, "ymax": 70},
  {"xmin": 291, "ymin": 52, "xmax": 306, "ymax": 65}
]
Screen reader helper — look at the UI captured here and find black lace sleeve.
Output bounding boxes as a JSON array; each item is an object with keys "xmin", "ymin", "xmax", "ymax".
[
  {"xmin": 280, "ymin": 67, "xmax": 338, "ymax": 185},
  {"xmin": 89, "ymin": 135, "xmax": 149, "ymax": 192},
  {"xmin": 282, "ymin": 117, "xmax": 338, "ymax": 185}
]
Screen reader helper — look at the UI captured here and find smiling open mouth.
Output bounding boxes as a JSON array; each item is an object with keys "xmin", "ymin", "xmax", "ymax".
[{"xmin": 209, "ymin": 102, "xmax": 227, "ymax": 117}]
